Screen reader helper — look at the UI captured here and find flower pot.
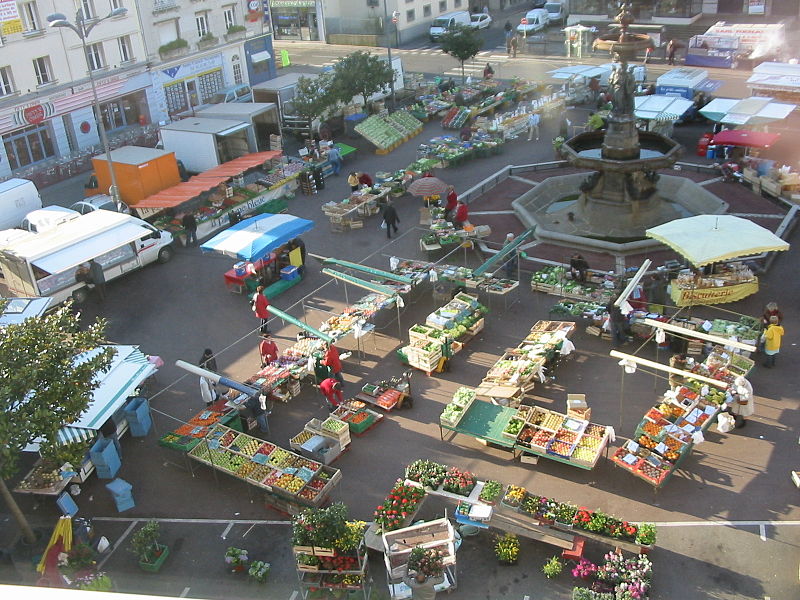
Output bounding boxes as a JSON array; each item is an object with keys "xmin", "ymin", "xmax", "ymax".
[
  {"xmin": 139, "ymin": 545, "xmax": 169, "ymax": 573},
  {"xmin": 555, "ymin": 521, "xmax": 573, "ymax": 529},
  {"xmin": 498, "ymin": 559, "xmax": 518, "ymax": 566},
  {"xmin": 229, "ymin": 564, "xmax": 247, "ymax": 574}
]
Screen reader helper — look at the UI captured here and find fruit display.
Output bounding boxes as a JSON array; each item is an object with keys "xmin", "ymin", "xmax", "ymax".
[
  {"xmin": 531, "ymin": 429, "xmax": 554, "ymax": 448},
  {"xmin": 555, "ymin": 429, "xmax": 579, "ymax": 444},
  {"xmin": 219, "ymin": 431, "xmax": 236, "ymax": 447},
  {"xmin": 247, "ymin": 464, "xmax": 271, "ymax": 482},
  {"xmin": 571, "ymin": 445, "xmax": 599, "ymax": 463},
  {"xmin": 16, "ymin": 462, "xmax": 67, "ymax": 491},
  {"xmin": 268, "ymin": 448, "xmax": 294, "ymax": 469},
  {"xmin": 503, "ymin": 418, "xmax": 524, "ymax": 438},
  {"xmin": 343, "ymin": 411, "xmax": 370, "ymax": 425},
  {"xmin": 322, "ymin": 417, "xmax": 348, "ymax": 434},
  {"xmin": 585, "ymin": 423, "xmax": 607, "ymax": 438},
  {"xmin": 256, "ymin": 442, "xmax": 276, "ymax": 456},
  {"xmin": 375, "ymin": 388, "xmax": 402, "ymax": 409},
  {"xmin": 547, "ymin": 439, "xmax": 575, "ymax": 458},
  {"xmin": 636, "ymin": 460, "xmax": 669, "ymax": 484},
  {"xmin": 540, "ymin": 413, "xmax": 564, "ymax": 432},
  {"xmin": 232, "ymin": 435, "xmax": 261, "ymax": 456},
  {"xmin": 274, "ymin": 474, "xmax": 305, "ymax": 493},
  {"xmin": 291, "ymin": 431, "xmax": 313, "ymax": 446},
  {"xmin": 517, "ymin": 425, "xmax": 537, "ymax": 447}
]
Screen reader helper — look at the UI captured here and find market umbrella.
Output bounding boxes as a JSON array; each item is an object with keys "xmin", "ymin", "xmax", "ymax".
[
  {"xmin": 200, "ymin": 213, "xmax": 314, "ymax": 262},
  {"xmin": 407, "ymin": 176, "xmax": 449, "ymax": 197},
  {"xmin": 634, "ymin": 95, "xmax": 695, "ymax": 122},
  {"xmin": 711, "ymin": 129, "xmax": 781, "ymax": 149},
  {"xmin": 645, "ymin": 215, "xmax": 789, "ymax": 267},
  {"xmin": 699, "ymin": 96, "xmax": 796, "ymax": 126}
]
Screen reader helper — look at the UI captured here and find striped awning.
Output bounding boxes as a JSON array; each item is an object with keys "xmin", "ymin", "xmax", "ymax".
[{"xmin": 57, "ymin": 426, "xmax": 97, "ymax": 446}]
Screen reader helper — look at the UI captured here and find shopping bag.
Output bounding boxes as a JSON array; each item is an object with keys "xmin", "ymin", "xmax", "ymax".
[
  {"xmin": 716, "ymin": 412, "xmax": 735, "ymax": 434},
  {"xmin": 380, "ymin": 221, "xmax": 387, "ymax": 229}
]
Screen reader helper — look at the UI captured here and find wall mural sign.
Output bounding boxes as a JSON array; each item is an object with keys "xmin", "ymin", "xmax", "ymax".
[
  {"xmin": 13, "ymin": 102, "xmax": 55, "ymax": 126},
  {"xmin": 0, "ymin": 0, "xmax": 22, "ymax": 35}
]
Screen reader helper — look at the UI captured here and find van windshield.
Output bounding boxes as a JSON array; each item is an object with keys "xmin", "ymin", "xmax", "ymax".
[
  {"xmin": 432, "ymin": 18, "xmax": 450, "ymax": 27},
  {"xmin": 208, "ymin": 92, "xmax": 227, "ymax": 104},
  {"xmin": 545, "ymin": 3, "xmax": 561, "ymax": 11}
]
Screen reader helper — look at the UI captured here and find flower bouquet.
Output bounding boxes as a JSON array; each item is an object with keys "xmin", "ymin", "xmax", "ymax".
[
  {"xmin": 374, "ymin": 480, "xmax": 426, "ymax": 532},
  {"xmin": 442, "ymin": 467, "xmax": 476, "ymax": 496},
  {"xmin": 494, "ymin": 533, "xmax": 520, "ymax": 564},
  {"xmin": 406, "ymin": 546, "xmax": 444, "ymax": 578},
  {"xmin": 225, "ymin": 547, "xmax": 249, "ymax": 573}
]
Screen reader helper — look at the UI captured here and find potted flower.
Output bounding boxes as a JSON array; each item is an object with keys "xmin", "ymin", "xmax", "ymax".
[
  {"xmin": 541, "ymin": 498, "xmax": 560, "ymax": 524},
  {"xmin": 635, "ymin": 523, "xmax": 656, "ymax": 548},
  {"xmin": 248, "ymin": 560, "xmax": 270, "ymax": 583},
  {"xmin": 478, "ymin": 480, "xmax": 503, "ymax": 505},
  {"xmin": 225, "ymin": 547, "xmax": 249, "ymax": 573},
  {"xmin": 129, "ymin": 521, "xmax": 169, "ymax": 573},
  {"xmin": 553, "ymin": 502, "xmax": 578, "ymax": 528},
  {"xmin": 73, "ymin": 572, "xmax": 113, "ymax": 591},
  {"xmin": 571, "ymin": 558, "xmax": 598, "ymax": 581},
  {"xmin": 520, "ymin": 494, "xmax": 543, "ymax": 516},
  {"xmin": 406, "ymin": 546, "xmax": 444, "ymax": 578},
  {"xmin": 442, "ymin": 467, "xmax": 476, "ymax": 496},
  {"xmin": 501, "ymin": 485, "xmax": 526, "ymax": 509},
  {"xmin": 542, "ymin": 556, "xmax": 563, "ymax": 579},
  {"xmin": 494, "ymin": 533, "xmax": 520, "ymax": 565}
]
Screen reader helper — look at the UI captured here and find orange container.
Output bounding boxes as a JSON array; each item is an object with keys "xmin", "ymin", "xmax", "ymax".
[{"xmin": 91, "ymin": 146, "xmax": 181, "ymax": 205}]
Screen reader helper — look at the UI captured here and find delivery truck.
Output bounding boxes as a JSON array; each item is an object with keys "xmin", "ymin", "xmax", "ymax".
[
  {"xmin": 159, "ymin": 118, "xmax": 253, "ymax": 174},
  {"xmin": 0, "ymin": 210, "xmax": 174, "ymax": 305},
  {"xmin": 0, "ymin": 179, "xmax": 42, "ymax": 230},
  {"xmin": 85, "ymin": 146, "xmax": 182, "ymax": 205}
]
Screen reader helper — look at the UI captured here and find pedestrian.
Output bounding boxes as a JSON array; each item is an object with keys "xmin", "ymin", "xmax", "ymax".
[
  {"xmin": 606, "ymin": 303, "xmax": 628, "ymax": 346},
  {"xmin": 527, "ymin": 111, "xmax": 540, "ymax": 141},
  {"xmin": 252, "ymin": 284, "xmax": 270, "ymax": 334},
  {"xmin": 453, "ymin": 200, "xmax": 469, "ymax": 228},
  {"xmin": 199, "ymin": 375, "xmax": 218, "ymax": 407},
  {"xmin": 402, "ymin": 571, "xmax": 445, "ymax": 600},
  {"xmin": 88, "ymin": 259, "xmax": 106, "ymax": 301},
  {"xmin": 199, "ymin": 348, "xmax": 218, "ymax": 372},
  {"xmin": 668, "ymin": 353, "xmax": 687, "ymax": 389},
  {"xmin": 761, "ymin": 301, "xmax": 783, "ymax": 327},
  {"xmin": 559, "ymin": 115, "xmax": 571, "ymax": 139},
  {"xmin": 762, "ymin": 315, "xmax": 784, "ymax": 368},
  {"xmin": 509, "ymin": 35, "xmax": 518, "ymax": 58},
  {"xmin": 459, "ymin": 124, "xmax": 472, "ymax": 141},
  {"xmin": 728, "ymin": 376, "xmax": 755, "ymax": 428},
  {"xmin": 588, "ymin": 76, "xmax": 601, "ymax": 104},
  {"xmin": 348, "ymin": 171, "xmax": 360, "ymax": 192},
  {"xmin": 503, "ymin": 233, "xmax": 518, "ymax": 279},
  {"xmin": 259, "ymin": 333, "xmax": 279, "ymax": 367},
  {"xmin": 319, "ymin": 377, "xmax": 344, "ymax": 411},
  {"xmin": 483, "ymin": 63, "xmax": 494, "ymax": 79},
  {"xmin": 504, "ymin": 20, "xmax": 512, "ymax": 37},
  {"xmin": 327, "ymin": 144, "xmax": 342, "ymax": 175},
  {"xmin": 645, "ymin": 273, "xmax": 667, "ymax": 314},
  {"xmin": 667, "ymin": 39, "xmax": 677, "ymax": 65},
  {"xmin": 322, "ymin": 342, "xmax": 344, "ymax": 386},
  {"xmin": 181, "ymin": 212, "xmax": 198, "ymax": 246},
  {"xmin": 444, "ymin": 185, "xmax": 458, "ymax": 220},
  {"xmin": 244, "ymin": 393, "xmax": 270, "ymax": 433},
  {"xmin": 569, "ymin": 253, "xmax": 589, "ymax": 282},
  {"xmin": 358, "ymin": 172, "xmax": 373, "ymax": 188},
  {"xmin": 382, "ymin": 200, "xmax": 400, "ymax": 238},
  {"xmin": 482, "ymin": 5, "xmax": 489, "ymax": 14}
]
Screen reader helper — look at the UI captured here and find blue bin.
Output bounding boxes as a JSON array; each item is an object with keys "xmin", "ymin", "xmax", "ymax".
[
  {"xmin": 105, "ymin": 478, "xmax": 135, "ymax": 513},
  {"xmin": 90, "ymin": 437, "xmax": 121, "ymax": 479},
  {"xmin": 280, "ymin": 266, "xmax": 300, "ymax": 281},
  {"xmin": 124, "ymin": 397, "xmax": 152, "ymax": 437}
]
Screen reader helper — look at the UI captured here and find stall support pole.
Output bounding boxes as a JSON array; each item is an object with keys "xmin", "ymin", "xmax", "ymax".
[
  {"xmin": 619, "ymin": 370, "xmax": 625, "ymax": 432},
  {"xmin": 397, "ymin": 302, "xmax": 402, "ymax": 340}
]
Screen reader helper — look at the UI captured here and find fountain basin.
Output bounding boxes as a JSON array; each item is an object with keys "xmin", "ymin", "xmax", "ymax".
[{"xmin": 561, "ymin": 130, "xmax": 682, "ymax": 173}]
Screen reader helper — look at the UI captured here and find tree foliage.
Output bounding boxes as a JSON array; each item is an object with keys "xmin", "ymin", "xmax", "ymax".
[
  {"xmin": 440, "ymin": 25, "xmax": 485, "ymax": 83},
  {"xmin": 0, "ymin": 302, "xmax": 114, "ymax": 479},
  {"xmin": 291, "ymin": 72, "xmax": 336, "ymax": 121},
  {"xmin": 331, "ymin": 50, "xmax": 395, "ymax": 108}
]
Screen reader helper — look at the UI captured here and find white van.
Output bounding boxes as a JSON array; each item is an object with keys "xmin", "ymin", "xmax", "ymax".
[
  {"xmin": 430, "ymin": 10, "xmax": 471, "ymax": 42},
  {"xmin": 517, "ymin": 9, "xmax": 549, "ymax": 35},
  {"xmin": 544, "ymin": 1, "xmax": 568, "ymax": 26},
  {"xmin": 0, "ymin": 179, "xmax": 42, "ymax": 231},
  {"xmin": 0, "ymin": 210, "xmax": 174, "ymax": 305},
  {"xmin": 21, "ymin": 206, "xmax": 80, "ymax": 233}
]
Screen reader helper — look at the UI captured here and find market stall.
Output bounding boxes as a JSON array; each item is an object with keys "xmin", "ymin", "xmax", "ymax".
[
  {"xmin": 392, "ymin": 258, "xmax": 519, "ymax": 297},
  {"xmin": 472, "ymin": 94, "xmax": 565, "ymax": 140},
  {"xmin": 530, "ymin": 265, "xmax": 619, "ymax": 305},
  {"xmin": 548, "ymin": 64, "xmax": 613, "ymax": 106},
  {"xmin": 699, "ymin": 96, "xmax": 796, "ymax": 127},
  {"xmin": 200, "ymin": 213, "xmax": 313, "ymax": 297},
  {"xmin": 747, "ymin": 62, "xmax": 800, "ymax": 106},
  {"xmin": 355, "ymin": 112, "xmax": 424, "ymax": 154},
  {"xmin": 321, "ymin": 186, "xmax": 392, "ymax": 232},
  {"xmin": 634, "ymin": 95, "xmax": 695, "ymax": 135},
  {"xmin": 416, "ymin": 134, "xmax": 504, "ymax": 170},
  {"xmin": 655, "ymin": 67, "xmax": 724, "ymax": 100},
  {"xmin": 289, "ymin": 415, "xmax": 352, "ymax": 465},
  {"xmin": 646, "ymin": 215, "xmax": 789, "ymax": 306}
]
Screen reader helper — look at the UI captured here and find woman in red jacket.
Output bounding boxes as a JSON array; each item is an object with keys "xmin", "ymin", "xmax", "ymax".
[
  {"xmin": 444, "ymin": 186, "xmax": 458, "ymax": 219},
  {"xmin": 253, "ymin": 285, "xmax": 270, "ymax": 334},
  {"xmin": 323, "ymin": 343, "xmax": 344, "ymax": 386},
  {"xmin": 453, "ymin": 201, "xmax": 469, "ymax": 228}
]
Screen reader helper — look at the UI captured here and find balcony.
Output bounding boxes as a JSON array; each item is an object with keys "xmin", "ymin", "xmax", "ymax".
[{"xmin": 152, "ymin": 0, "xmax": 180, "ymax": 15}]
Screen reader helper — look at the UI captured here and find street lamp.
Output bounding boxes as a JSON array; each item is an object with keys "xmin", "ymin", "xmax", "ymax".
[
  {"xmin": 381, "ymin": 0, "xmax": 398, "ymax": 111},
  {"xmin": 47, "ymin": 7, "xmax": 128, "ymax": 208}
]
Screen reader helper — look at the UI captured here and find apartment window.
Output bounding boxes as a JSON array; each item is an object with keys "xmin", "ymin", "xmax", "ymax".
[
  {"xmin": 223, "ymin": 5, "xmax": 236, "ymax": 30},
  {"xmin": 0, "ymin": 67, "xmax": 14, "ymax": 96},
  {"xmin": 454, "ymin": 0, "xmax": 461, "ymax": 6},
  {"xmin": 110, "ymin": 0, "xmax": 123, "ymax": 10},
  {"xmin": 86, "ymin": 42, "xmax": 105, "ymax": 71},
  {"xmin": 21, "ymin": 2, "xmax": 41, "ymax": 32},
  {"xmin": 423, "ymin": 4, "xmax": 431, "ymax": 17},
  {"xmin": 232, "ymin": 61, "xmax": 243, "ymax": 84},
  {"xmin": 406, "ymin": 9, "xmax": 415, "ymax": 21},
  {"xmin": 195, "ymin": 13, "xmax": 209, "ymax": 37},
  {"xmin": 32, "ymin": 56, "xmax": 53, "ymax": 86},
  {"xmin": 118, "ymin": 35, "xmax": 133, "ymax": 62},
  {"xmin": 79, "ymin": 0, "xmax": 96, "ymax": 20},
  {"xmin": 439, "ymin": 1, "xmax": 447, "ymax": 12}
]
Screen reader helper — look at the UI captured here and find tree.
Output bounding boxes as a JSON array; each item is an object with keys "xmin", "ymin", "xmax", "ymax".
[
  {"xmin": 291, "ymin": 72, "xmax": 336, "ymax": 124},
  {"xmin": 331, "ymin": 50, "xmax": 395, "ymax": 109},
  {"xmin": 0, "ymin": 301, "xmax": 114, "ymax": 543},
  {"xmin": 440, "ymin": 24, "xmax": 484, "ymax": 83}
]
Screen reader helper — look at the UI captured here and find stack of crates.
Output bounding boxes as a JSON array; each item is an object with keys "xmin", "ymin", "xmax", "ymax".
[
  {"xmin": 90, "ymin": 437, "xmax": 121, "ymax": 479},
  {"xmin": 105, "ymin": 478, "xmax": 135, "ymax": 513},
  {"xmin": 124, "ymin": 397, "xmax": 152, "ymax": 437}
]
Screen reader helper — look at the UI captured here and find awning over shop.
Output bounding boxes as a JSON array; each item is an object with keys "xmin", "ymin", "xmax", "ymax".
[
  {"xmin": 634, "ymin": 95, "xmax": 694, "ymax": 122},
  {"xmin": 200, "ymin": 213, "xmax": 314, "ymax": 261},
  {"xmin": 135, "ymin": 176, "xmax": 230, "ymax": 209},
  {"xmin": 711, "ymin": 129, "xmax": 780, "ymax": 148},
  {"xmin": 193, "ymin": 151, "xmax": 283, "ymax": 179},
  {"xmin": 250, "ymin": 51, "xmax": 271, "ymax": 63},
  {"xmin": 700, "ymin": 96, "xmax": 796, "ymax": 126}
]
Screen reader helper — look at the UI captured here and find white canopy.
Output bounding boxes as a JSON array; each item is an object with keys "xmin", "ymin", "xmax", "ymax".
[
  {"xmin": 634, "ymin": 95, "xmax": 694, "ymax": 121},
  {"xmin": 699, "ymin": 96, "xmax": 796, "ymax": 126},
  {"xmin": 548, "ymin": 64, "xmax": 613, "ymax": 80}
]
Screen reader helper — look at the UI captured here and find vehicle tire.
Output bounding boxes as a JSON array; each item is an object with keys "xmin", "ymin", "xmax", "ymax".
[
  {"xmin": 72, "ymin": 288, "xmax": 89, "ymax": 304},
  {"xmin": 158, "ymin": 246, "xmax": 174, "ymax": 264}
]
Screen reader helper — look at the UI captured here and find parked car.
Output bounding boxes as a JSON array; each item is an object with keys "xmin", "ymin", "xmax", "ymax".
[
  {"xmin": 517, "ymin": 8, "xmax": 549, "ymax": 35},
  {"xmin": 69, "ymin": 195, "xmax": 131, "ymax": 215},
  {"xmin": 208, "ymin": 83, "xmax": 252, "ymax": 104},
  {"xmin": 470, "ymin": 14, "xmax": 492, "ymax": 29},
  {"xmin": 544, "ymin": 1, "xmax": 568, "ymax": 25},
  {"xmin": 21, "ymin": 206, "xmax": 79, "ymax": 233}
]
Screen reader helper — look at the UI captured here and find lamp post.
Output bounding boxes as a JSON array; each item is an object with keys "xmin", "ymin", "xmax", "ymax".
[
  {"xmin": 382, "ymin": 0, "xmax": 399, "ymax": 111},
  {"xmin": 47, "ymin": 8, "xmax": 128, "ymax": 209}
]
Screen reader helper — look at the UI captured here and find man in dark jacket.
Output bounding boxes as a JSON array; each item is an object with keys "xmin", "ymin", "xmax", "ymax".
[
  {"xmin": 382, "ymin": 201, "xmax": 400, "ymax": 239},
  {"xmin": 88, "ymin": 259, "xmax": 106, "ymax": 301},
  {"xmin": 181, "ymin": 212, "xmax": 198, "ymax": 246}
]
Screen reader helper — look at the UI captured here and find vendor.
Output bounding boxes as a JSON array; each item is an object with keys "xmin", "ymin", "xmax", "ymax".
[
  {"xmin": 358, "ymin": 172, "xmax": 374, "ymax": 188},
  {"xmin": 460, "ymin": 124, "xmax": 472, "ymax": 142},
  {"xmin": 453, "ymin": 200, "xmax": 469, "ymax": 228},
  {"xmin": 319, "ymin": 378, "xmax": 344, "ymax": 411},
  {"xmin": 259, "ymin": 333, "xmax": 279, "ymax": 368},
  {"xmin": 569, "ymin": 253, "xmax": 589, "ymax": 282},
  {"xmin": 444, "ymin": 186, "xmax": 458, "ymax": 219},
  {"xmin": 668, "ymin": 353, "xmax": 687, "ymax": 389},
  {"xmin": 323, "ymin": 343, "xmax": 344, "ymax": 387}
]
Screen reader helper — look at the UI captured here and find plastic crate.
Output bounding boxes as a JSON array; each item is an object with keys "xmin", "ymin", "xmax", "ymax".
[
  {"xmin": 124, "ymin": 397, "xmax": 152, "ymax": 437},
  {"xmin": 280, "ymin": 266, "xmax": 300, "ymax": 281},
  {"xmin": 90, "ymin": 438, "xmax": 121, "ymax": 479}
]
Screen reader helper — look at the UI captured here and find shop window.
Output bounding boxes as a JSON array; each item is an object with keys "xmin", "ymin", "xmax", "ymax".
[
  {"xmin": 110, "ymin": 0, "xmax": 124, "ymax": 10},
  {"xmin": 32, "ymin": 56, "xmax": 53, "ymax": 86},
  {"xmin": 198, "ymin": 70, "xmax": 224, "ymax": 102},
  {"xmin": 223, "ymin": 5, "xmax": 236, "ymax": 30},
  {"xmin": 406, "ymin": 9, "xmax": 415, "ymax": 21},
  {"xmin": 423, "ymin": 4, "xmax": 431, "ymax": 17},
  {"xmin": 195, "ymin": 12, "xmax": 209, "ymax": 38},
  {"xmin": 79, "ymin": 0, "xmax": 96, "ymax": 20},
  {"xmin": 454, "ymin": 0, "xmax": 461, "ymax": 6},
  {"xmin": 232, "ymin": 61, "xmax": 243, "ymax": 85},
  {"xmin": 439, "ymin": 1, "xmax": 447, "ymax": 12},
  {"xmin": 164, "ymin": 81, "xmax": 188, "ymax": 116},
  {"xmin": 2, "ymin": 123, "xmax": 56, "ymax": 170},
  {"xmin": 86, "ymin": 42, "xmax": 105, "ymax": 71},
  {"xmin": 21, "ymin": 2, "xmax": 41, "ymax": 32},
  {"xmin": 117, "ymin": 35, "xmax": 133, "ymax": 62},
  {"xmin": 0, "ymin": 66, "xmax": 14, "ymax": 97}
]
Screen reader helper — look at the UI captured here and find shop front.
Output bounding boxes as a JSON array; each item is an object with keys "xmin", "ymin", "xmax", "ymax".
[
  {"xmin": 151, "ymin": 54, "xmax": 226, "ymax": 120},
  {"xmin": 270, "ymin": 0, "xmax": 323, "ymax": 41}
]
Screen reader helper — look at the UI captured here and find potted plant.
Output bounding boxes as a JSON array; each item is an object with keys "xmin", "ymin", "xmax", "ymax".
[
  {"xmin": 225, "ymin": 24, "xmax": 247, "ymax": 41},
  {"xmin": 494, "ymin": 533, "xmax": 520, "ymax": 565},
  {"xmin": 542, "ymin": 556, "xmax": 564, "ymax": 579},
  {"xmin": 225, "ymin": 547, "xmax": 249, "ymax": 573},
  {"xmin": 571, "ymin": 558, "xmax": 598, "ymax": 581},
  {"xmin": 73, "ymin": 572, "xmax": 114, "ymax": 591},
  {"xmin": 198, "ymin": 33, "xmax": 219, "ymax": 49},
  {"xmin": 501, "ymin": 485, "xmax": 525, "ymax": 509},
  {"xmin": 248, "ymin": 560, "xmax": 270, "ymax": 583},
  {"xmin": 129, "ymin": 521, "xmax": 169, "ymax": 573},
  {"xmin": 158, "ymin": 38, "xmax": 188, "ymax": 59},
  {"xmin": 478, "ymin": 480, "xmax": 502, "ymax": 505},
  {"xmin": 554, "ymin": 502, "xmax": 578, "ymax": 528},
  {"xmin": 553, "ymin": 136, "xmax": 566, "ymax": 157},
  {"xmin": 406, "ymin": 546, "xmax": 444, "ymax": 578}
]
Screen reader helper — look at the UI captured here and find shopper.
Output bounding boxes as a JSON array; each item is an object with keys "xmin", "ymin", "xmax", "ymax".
[
  {"xmin": 181, "ymin": 212, "xmax": 198, "ymax": 246},
  {"xmin": 244, "ymin": 393, "xmax": 269, "ymax": 433},
  {"xmin": 667, "ymin": 39, "xmax": 678, "ymax": 65},
  {"xmin": 728, "ymin": 376, "xmax": 755, "ymax": 428},
  {"xmin": 88, "ymin": 259, "xmax": 106, "ymax": 301},
  {"xmin": 588, "ymin": 75, "xmax": 601, "ymax": 104},
  {"xmin": 761, "ymin": 302, "xmax": 783, "ymax": 326},
  {"xmin": 762, "ymin": 315, "xmax": 784, "ymax": 368},
  {"xmin": 327, "ymin": 144, "xmax": 342, "ymax": 175},
  {"xmin": 527, "ymin": 111, "xmax": 540, "ymax": 141},
  {"xmin": 668, "ymin": 353, "xmax": 687, "ymax": 389},
  {"xmin": 348, "ymin": 172, "xmax": 360, "ymax": 192},
  {"xmin": 382, "ymin": 200, "xmax": 400, "ymax": 239},
  {"xmin": 199, "ymin": 375, "xmax": 218, "ymax": 407},
  {"xmin": 444, "ymin": 186, "xmax": 458, "ymax": 219},
  {"xmin": 322, "ymin": 343, "xmax": 344, "ymax": 386},
  {"xmin": 358, "ymin": 172, "xmax": 373, "ymax": 188},
  {"xmin": 645, "ymin": 273, "xmax": 667, "ymax": 314},
  {"xmin": 509, "ymin": 35, "xmax": 518, "ymax": 58},
  {"xmin": 453, "ymin": 200, "xmax": 469, "ymax": 228},
  {"xmin": 606, "ymin": 303, "xmax": 627, "ymax": 346},
  {"xmin": 503, "ymin": 233, "xmax": 518, "ymax": 279},
  {"xmin": 569, "ymin": 253, "xmax": 589, "ymax": 282},
  {"xmin": 199, "ymin": 348, "xmax": 218, "ymax": 373},
  {"xmin": 259, "ymin": 333, "xmax": 279, "ymax": 367},
  {"xmin": 252, "ymin": 285, "xmax": 270, "ymax": 334},
  {"xmin": 483, "ymin": 63, "xmax": 494, "ymax": 79},
  {"xmin": 319, "ymin": 377, "xmax": 344, "ymax": 411}
]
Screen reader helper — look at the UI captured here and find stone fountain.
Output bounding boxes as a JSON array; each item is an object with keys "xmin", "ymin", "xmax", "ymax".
[{"xmin": 513, "ymin": 2, "xmax": 726, "ymax": 248}]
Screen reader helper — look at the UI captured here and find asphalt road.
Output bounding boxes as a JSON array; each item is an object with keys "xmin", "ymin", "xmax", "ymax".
[{"xmin": 7, "ymin": 36, "xmax": 800, "ymax": 600}]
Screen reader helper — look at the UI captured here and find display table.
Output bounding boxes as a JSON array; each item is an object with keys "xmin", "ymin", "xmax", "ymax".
[
  {"xmin": 670, "ymin": 278, "xmax": 759, "ymax": 306},
  {"xmin": 439, "ymin": 400, "xmax": 518, "ymax": 449}
]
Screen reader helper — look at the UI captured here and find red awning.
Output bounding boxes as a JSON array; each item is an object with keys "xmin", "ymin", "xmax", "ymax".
[
  {"xmin": 194, "ymin": 151, "xmax": 283, "ymax": 179},
  {"xmin": 712, "ymin": 130, "xmax": 781, "ymax": 148},
  {"xmin": 136, "ymin": 176, "xmax": 230, "ymax": 208}
]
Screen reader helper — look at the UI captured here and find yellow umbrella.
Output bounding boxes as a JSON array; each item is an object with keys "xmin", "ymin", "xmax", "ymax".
[
  {"xmin": 36, "ymin": 516, "xmax": 72, "ymax": 574},
  {"xmin": 645, "ymin": 215, "xmax": 789, "ymax": 267}
]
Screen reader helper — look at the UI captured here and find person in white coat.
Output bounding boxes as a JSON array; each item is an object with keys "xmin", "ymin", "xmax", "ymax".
[
  {"xmin": 200, "ymin": 376, "xmax": 218, "ymax": 407},
  {"xmin": 730, "ymin": 375, "xmax": 755, "ymax": 428}
]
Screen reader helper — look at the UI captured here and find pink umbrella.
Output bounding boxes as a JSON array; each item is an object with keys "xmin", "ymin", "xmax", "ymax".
[{"xmin": 407, "ymin": 176, "xmax": 449, "ymax": 197}]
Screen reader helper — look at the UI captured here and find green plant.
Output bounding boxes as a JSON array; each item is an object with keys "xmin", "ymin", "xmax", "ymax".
[
  {"xmin": 333, "ymin": 520, "xmax": 366, "ymax": 552},
  {"xmin": 439, "ymin": 24, "xmax": 484, "ymax": 83},
  {"xmin": 199, "ymin": 33, "xmax": 218, "ymax": 43},
  {"xmin": 129, "ymin": 521, "xmax": 162, "ymax": 563},
  {"xmin": 543, "ymin": 556, "xmax": 564, "ymax": 579},
  {"xmin": 407, "ymin": 546, "xmax": 444, "ymax": 577},
  {"xmin": 65, "ymin": 543, "xmax": 96, "ymax": 572},
  {"xmin": 554, "ymin": 502, "xmax": 578, "ymax": 524},
  {"xmin": 297, "ymin": 554, "xmax": 321, "ymax": 567},
  {"xmin": 248, "ymin": 560, "xmax": 270, "ymax": 583},
  {"xmin": 635, "ymin": 523, "xmax": 657, "ymax": 546},
  {"xmin": 479, "ymin": 480, "xmax": 502, "ymax": 502},
  {"xmin": 494, "ymin": 533, "xmax": 520, "ymax": 564},
  {"xmin": 405, "ymin": 459, "xmax": 448, "ymax": 488},
  {"xmin": 292, "ymin": 503, "xmax": 350, "ymax": 548},
  {"xmin": 158, "ymin": 38, "xmax": 188, "ymax": 55},
  {"xmin": 225, "ymin": 547, "xmax": 249, "ymax": 568},
  {"xmin": 74, "ymin": 572, "xmax": 113, "ymax": 591},
  {"xmin": 226, "ymin": 24, "xmax": 246, "ymax": 34}
]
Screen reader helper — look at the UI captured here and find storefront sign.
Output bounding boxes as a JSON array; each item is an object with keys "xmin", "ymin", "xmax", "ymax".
[
  {"xmin": 247, "ymin": 0, "xmax": 263, "ymax": 22},
  {"xmin": 748, "ymin": 0, "xmax": 765, "ymax": 15},
  {"xmin": 153, "ymin": 54, "xmax": 224, "ymax": 86},
  {"xmin": 671, "ymin": 280, "xmax": 759, "ymax": 307},
  {"xmin": 270, "ymin": 0, "xmax": 316, "ymax": 7},
  {"xmin": 0, "ymin": 0, "xmax": 22, "ymax": 35},
  {"xmin": 23, "ymin": 105, "xmax": 46, "ymax": 125}
]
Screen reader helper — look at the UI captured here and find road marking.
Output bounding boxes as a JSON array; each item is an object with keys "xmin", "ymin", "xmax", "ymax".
[
  {"xmin": 651, "ymin": 520, "xmax": 800, "ymax": 527},
  {"xmin": 289, "ymin": 591, "xmax": 299, "ymax": 600},
  {"xmin": 470, "ymin": 210, "xmax": 517, "ymax": 215},
  {"xmin": 93, "ymin": 516, "xmax": 291, "ymax": 525},
  {"xmin": 221, "ymin": 521, "xmax": 234, "ymax": 539},
  {"xmin": 97, "ymin": 520, "xmax": 138, "ymax": 570},
  {"xmin": 759, "ymin": 524, "xmax": 767, "ymax": 541},
  {"xmin": 180, "ymin": 588, "xmax": 191, "ymax": 598},
  {"xmin": 243, "ymin": 523, "xmax": 257, "ymax": 538}
]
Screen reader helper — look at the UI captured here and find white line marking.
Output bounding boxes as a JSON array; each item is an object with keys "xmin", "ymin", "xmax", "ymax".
[
  {"xmin": 289, "ymin": 591, "xmax": 299, "ymax": 600},
  {"xmin": 96, "ymin": 520, "xmax": 138, "ymax": 570},
  {"xmin": 470, "ymin": 210, "xmax": 517, "ymax": 215},
  {"xmin": 180, "ymin": 587, "xmax": 191, "ymax": 598},
  {"xmin": 243, "ymin": 523, "xmax": 257, "ymax": 538},
  {"xmin": 221, "ymin": 521, "xmax": 234, "ymax": 539},
  {"xmin": 759, "ymin": 524, "xmax": 767, "ymax": 541},
  {"xmin": 93, "ymin": 516, "xmax": 291, "ymax": 525},
  {"xmin": 650, "ymin": 520, "xmax": 800, "ymax": 527}
]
